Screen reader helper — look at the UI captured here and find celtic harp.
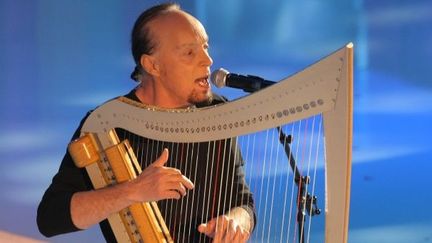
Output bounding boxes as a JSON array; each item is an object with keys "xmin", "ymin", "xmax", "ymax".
[{"xmin": 68, "ymin": 43, "xmax": 353, "ymax": 243}]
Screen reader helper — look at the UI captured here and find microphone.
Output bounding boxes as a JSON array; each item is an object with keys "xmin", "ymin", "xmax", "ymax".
[{"xmin": 210, "ymin": 68, "xmax": 276, "ymax": 93}]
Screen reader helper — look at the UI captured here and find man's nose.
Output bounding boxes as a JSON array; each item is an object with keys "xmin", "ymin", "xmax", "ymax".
[{"xmin": 200, "ymin": 49, "xmax": 213, "ymax": 66}]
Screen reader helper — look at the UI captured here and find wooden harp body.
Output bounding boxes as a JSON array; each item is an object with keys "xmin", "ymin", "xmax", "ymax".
[{"xmin": 68, "ymin": 43, "xmax": 353, "ymax": 243}]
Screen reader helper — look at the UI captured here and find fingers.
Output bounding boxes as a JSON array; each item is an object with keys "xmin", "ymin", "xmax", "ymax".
[
  {"xmin": 159, "ymin": 171, "xmax": 194, "ymax": 190},
  {"xmin": 152, "ymin": 149, "xmax": 194, "ymax": 190},
  {"xmin": 234, "ymin": 225, "xmax": 249, "ymax": 242},
  {"xmin": 149, "ymin": 172, "xmax": 194, "ymax": 201},
  {"xmin": 149, "ymin": 149, "xmax": 194, "ymax": 189},
  {"xmin": 197, "ymin": 223, "xmax": 210, "ymax": 236},
  {"xmin": 134, "ymin": 148, "xmax": 195, "ymax": 202},
  {"xmin": 163, "ymin": 190, "xmax": 182, "ymax": 200},
  {"xmin": 198, "ymin": 219, "xmax": 216, "ymax": 237},
  {"xmin": 213, "ymin": 217, "xmax": 228, "ymax": 243},
  {"xmin": 199, "ymin": 216, "xmax": 250, "ymax": 243},
  {"xmin": 152, "ymin": 148, "xmax": 169, "ymax": 167},
  {"xmin": 178, "ymin": 174, "xmax": 194, "ymax": 190},
  {"xmin": 162, "ymin": 181, "xmax": 188, "ymax": 197},
  {"xmin": 233, "ymin": 225, "xmax": 242, "ymax": 242}
]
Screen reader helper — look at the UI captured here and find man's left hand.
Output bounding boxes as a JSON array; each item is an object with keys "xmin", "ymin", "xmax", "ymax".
[{"xmin": 198, "ymin": 215, "xmax": 250, "ymax": 243}]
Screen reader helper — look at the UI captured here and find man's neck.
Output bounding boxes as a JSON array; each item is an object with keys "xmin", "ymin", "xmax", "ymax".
[{"xmin": 134, "ymin": 83, "xmax": 192, "ymax": 109}]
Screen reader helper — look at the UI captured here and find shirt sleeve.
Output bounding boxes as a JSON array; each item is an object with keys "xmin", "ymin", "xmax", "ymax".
[{"xmin": 37, "ymin": 112, "xmax": 92, "ymax": 237}]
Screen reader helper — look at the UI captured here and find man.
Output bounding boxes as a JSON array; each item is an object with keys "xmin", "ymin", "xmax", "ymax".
[{"xmin": 37, "ymin": 3, "xmax": 255, "ymax": 243}]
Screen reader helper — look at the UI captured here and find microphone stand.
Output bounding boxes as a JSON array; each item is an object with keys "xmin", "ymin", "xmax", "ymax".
[{"xmin": 276, "ymin": 126, "xmax": 321, "ymax": 243}]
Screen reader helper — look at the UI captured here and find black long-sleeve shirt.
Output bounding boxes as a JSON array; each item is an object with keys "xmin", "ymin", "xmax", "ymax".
[{"xmin": 37, "ymin": 90, "xmax": 255, "ymax": 242}]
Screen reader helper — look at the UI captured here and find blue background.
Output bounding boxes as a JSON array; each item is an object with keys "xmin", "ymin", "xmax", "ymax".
[{"xmin": 1, "ymin": 0, "xmax": 431, "ymax": 242}]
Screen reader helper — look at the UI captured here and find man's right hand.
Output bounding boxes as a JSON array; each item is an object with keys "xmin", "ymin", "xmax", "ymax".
[
  {"xmin": 127, "ymin": 148, "xmax": 194, "ymax": 202},
  {"xmin": 71, "ymin": 148, "xmax": 194, "ymax": 229}
]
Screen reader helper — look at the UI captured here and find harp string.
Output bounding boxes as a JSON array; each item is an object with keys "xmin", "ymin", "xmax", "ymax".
[
  {"xmin": 279, "ymin": 122, "xmax": 295, "ymax": 243},
  {"xmin": 171, "ymin": 141, "xmax": 180, "ymax": 241},
  {"xmin": 198, "ymin": 140, "xmax": 209, "ymax": 243},
  {"xmin": 226, "ymin": 137, "xmax": 235, "ymax": 222},
  {"xmin": 292, "ymin": 119, "xmax": 305, "ymax": 243},
  {"xmin": 185, "ymin": 142, "xmax": 197, "ymax": 243},
  {"xmin": 307, "ymin": 114, "xmax": 323, "ymax": 242},
  {"xmin": 242, "ymin": 131, "xmax": 254, "ymax": 224},
  {"xmin": 187, "ymin": 142, "xmax": 200, "ymax": 240},
  {"xmin": 302, "ymin": 115, "xmax": 316, "ymax": 243},
  {"xmin": 267, "ymin": 125, "xmax": 281, "ymax": 241},
  {"xmin": 258, "ymin": 129, "xmax": 270, "ymax": 242},
  {"xmin": 263, "ymin": 128, "xmax": 275, "ymax": 241},
  {"xmin": 303, "ymin": 116, "xmax": 315, "ymax": 243},
  {"xmin": 180, "ymin": 142, "xmax": 191, "ymax": 242},
  {"xmin": 225, "ymin": 138, "xmax": 236, "ymax": 233},
  {"xmin": 214, "ymin": 139, "xmax": 225, "ymax": 236},
  {"xmin": 287, "ymin": 121, "xmax": 299, "ymax": 242},
  {"xmin": 295, "ymin": 117, "xmax": 309, "ymax": 243},
  {"xmin": 167, "ymin": 140, "xmax": 175, "ymax": 235},
  {"xmin": 200, "ymin": 140, "xmax": 210, "ymax": 243},
  {"xmin": 177, "ymin": 141, "xmax": 186, "ymax": 239}
]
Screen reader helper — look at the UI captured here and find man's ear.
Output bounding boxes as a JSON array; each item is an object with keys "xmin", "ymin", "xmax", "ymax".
[{"xmin": 140, "ymin": 54, "xmax": 160, "ymax": 77}]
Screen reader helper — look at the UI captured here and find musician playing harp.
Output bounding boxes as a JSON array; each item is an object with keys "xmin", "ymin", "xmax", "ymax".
[{"xmin": 37, "ymin": 3, "xmax": 255, "ymax": 243}]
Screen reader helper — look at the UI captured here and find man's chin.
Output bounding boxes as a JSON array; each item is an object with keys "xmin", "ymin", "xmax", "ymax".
[{"xmin": 190, "ymin": 92, "xmax": 213, "ymax": 107}]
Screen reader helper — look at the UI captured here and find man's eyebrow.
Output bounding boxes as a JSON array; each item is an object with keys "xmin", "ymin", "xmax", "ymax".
[
  {"xmin": 176, "ymin": 43, "xmax": 196, "ymax": 49},
  {"xmin": 176, "ymin": 39, "xmax": 209, "ymax": 49},
  {"xmin": 202, "ymin": 35, "xmax": 209, "ymax": 42}
]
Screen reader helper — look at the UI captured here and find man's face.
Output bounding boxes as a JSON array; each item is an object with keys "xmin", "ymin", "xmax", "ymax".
[{"xmin": 147, "ymin": 11, "xmax": 213, "ymax": 108}]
